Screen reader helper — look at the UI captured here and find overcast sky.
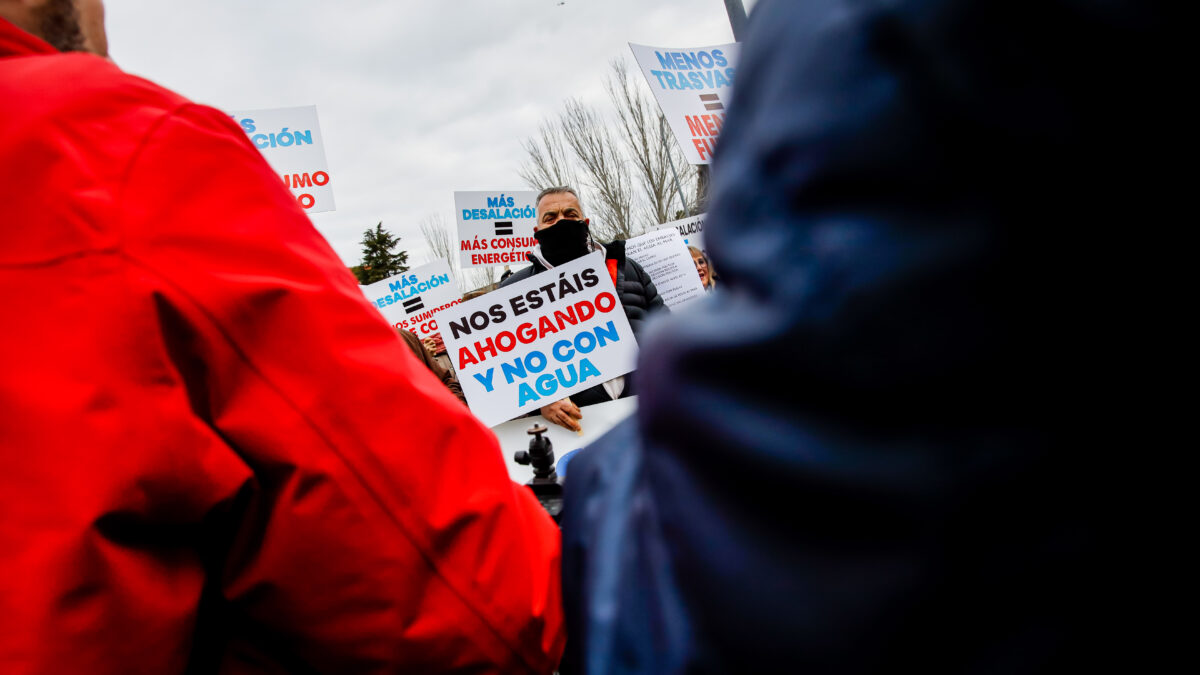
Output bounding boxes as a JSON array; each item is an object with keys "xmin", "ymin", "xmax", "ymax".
[{"xmin": 104, "ymin": 0, "xmax": 757, "ymax": 269}]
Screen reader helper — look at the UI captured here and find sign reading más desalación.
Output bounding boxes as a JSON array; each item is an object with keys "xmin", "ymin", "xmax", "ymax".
[
  {"xmin": 454, "ymin": 190, "xmax": 538, "ymax": 269},
  {"xmin": 229, "ymin": 105, "xmax": 335, "ymax": 213}
]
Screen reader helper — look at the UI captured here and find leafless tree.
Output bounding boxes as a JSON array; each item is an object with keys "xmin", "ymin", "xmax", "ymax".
[
  {"xmin": 465, "ymin": 265, "xmax": 499, "ymax": 293},
  {"xmin": 518, "ymin": 123, "xmax": 578, "ymax": 194},
  {"xmin": 519, "ymin": 100, "xmax": 634, "ymax": 242},
  {"xmin": 606, "ymin": 60, "xmax": 697, "ymax": 226},
  {"xmin": 558, "ymin": 98, "xmax": 636, "ymax": 241},
  {"xmin": 518, "ymin": 58, "xmax": 699, "ymax": 243},
  {"xmin": 418, "ymin": 213, "xmax": 458, "ymax": 282}
]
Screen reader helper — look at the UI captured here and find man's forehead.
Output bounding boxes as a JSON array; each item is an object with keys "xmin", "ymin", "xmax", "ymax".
[{"xmin": 537, "ymin": 193, "xmax": 582, "ymax": 213}]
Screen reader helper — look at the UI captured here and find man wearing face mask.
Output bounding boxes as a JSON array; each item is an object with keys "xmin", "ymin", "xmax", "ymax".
[{"xmin": 499, "ymin": 186, "xmax": 666, "ymax": 431}]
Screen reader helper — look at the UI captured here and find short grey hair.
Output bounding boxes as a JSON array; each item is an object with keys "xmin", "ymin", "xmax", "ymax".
[{"xmin": 535, "ymin": 185, "xmax": 584, "ymax": 213}]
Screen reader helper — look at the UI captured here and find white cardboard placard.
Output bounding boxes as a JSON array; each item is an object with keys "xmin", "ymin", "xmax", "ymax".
[{"xmin": 434, "ymin": 253, "xmax": 638, "ymax": 427}]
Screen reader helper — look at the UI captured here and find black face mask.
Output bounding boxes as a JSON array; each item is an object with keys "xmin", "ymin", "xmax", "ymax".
[{"xmin": 534, "ymin": 219, "xmax": 590, "ymax": 266}]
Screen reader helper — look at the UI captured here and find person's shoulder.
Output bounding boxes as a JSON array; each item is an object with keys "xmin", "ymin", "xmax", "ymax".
[
  {"xmin": 398, "ymin": 328, "xmax": 422, "ymax": 352},
  {"xmin": 10, "ymin": 52, "xmax": 243, "ymax": 155},
  {"xmin": 623, "ymin": 255, "xmax": 651, "ymax": 280},
  {"xmin": 17, "ymin": 52, "xmax": 192, "ymax": 117},
  {"xmin": 621, "ymin": 256, "xmax": 666, "ymax": 307}
]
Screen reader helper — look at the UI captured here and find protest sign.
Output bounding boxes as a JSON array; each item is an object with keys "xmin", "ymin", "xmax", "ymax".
[
  {"xmin": 655, "ymin": 213, "xmax": 706, "ymax": 255},
  {"xmin": 434, "ymin": 252, "xmax": 638, "ymax": 427},
  {"xmin": 628, "ymin": 43, "xmax": 741, "ymax": 165},
  {"xmin": 229, "ymin": 106, "xmax": 335, "ymax": 213},
  {"xmin": 360, "ymin": 259, "xmax": 462, "ymax": 340},
  {"xmin": 455, "ymin": 190, "xmax": 538, "ymax": 269},
  {"xmin": 626, "ymin": 229, "xmax": 706, "ymax": 309}
]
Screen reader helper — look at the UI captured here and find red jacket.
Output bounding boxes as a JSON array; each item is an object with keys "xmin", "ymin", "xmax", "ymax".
[{"xmin": 0, "ymin": 19, "xmax": 563, "ymax": 674}]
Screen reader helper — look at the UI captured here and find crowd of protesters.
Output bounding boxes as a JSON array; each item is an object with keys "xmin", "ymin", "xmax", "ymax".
[{"xmin": 2, "ymin": 0, "xmax": 1163, "ymax": 672}]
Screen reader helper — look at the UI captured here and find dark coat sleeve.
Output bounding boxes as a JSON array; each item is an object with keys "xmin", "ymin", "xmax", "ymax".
[
  {"xmin": 625, "ymin": 259, "xmax": 665, "ymax": 315},
  {"xmin": 614, "ymin": 257, "xmax": 668, "ymax": 341},
  {"xmin": 559, "ymin": 0, "xmax": 1161, "ymax": 672}
]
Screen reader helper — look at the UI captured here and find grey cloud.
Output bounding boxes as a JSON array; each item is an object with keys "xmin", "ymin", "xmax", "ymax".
[{"xmin": 106, "ymin": 0, "xmax": 740, "ymax": 266}]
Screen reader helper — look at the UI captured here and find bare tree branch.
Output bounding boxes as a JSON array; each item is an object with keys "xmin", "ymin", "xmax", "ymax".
[
  {"xmin": 465, "ymin": 265, "xmax": 498, "ymax": 293},
  {"xmin": 517, "ymin": 57, "xmax": 701, "ymax": 244},
  {"xmin": 556, "ymin": 98, "xmax": 635, "ymax": 241},
  {"xmin": 419, "ymin": 212, "xmax": 505, "ymax": 294},
  {"xmin": 517, "ymin": 123, "xmax": 578, "ymax": 194},
  {"xmin": 418, "ymin": 213, "xmax": 459, "ymax": 286},
  {"xmin": 608, "ymin": 59, "xmax": 677, "ymax": 227}
]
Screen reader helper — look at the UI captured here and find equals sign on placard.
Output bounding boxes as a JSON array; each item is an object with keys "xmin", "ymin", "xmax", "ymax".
[
  {"xmin": 699, "ymin": 93, "xmax": 724, "ymax": 111},
  {"xmin": 403, "ymin": 296, "xmax": 424, "ymax": 315},
  {"xmin": 494, "ymin": 221, "xmax": 513, "ymax": 236}
]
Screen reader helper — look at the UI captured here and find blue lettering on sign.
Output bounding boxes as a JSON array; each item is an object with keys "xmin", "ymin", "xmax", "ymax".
[
  {"xmin": 594, "ymin": 320, "xmax": 619, "ymax": 347},
  {"xmin": 502, "ymin": 358, "xmax": 527, "ymax": 385},
  {"xmin": 501, "ymin": 350, "xmax": 548, "ymax": 385},
  {"xmin": 245, "ymin": 127, "xmax": 316, "ymax": 148},
  {"xmin": 473, "ymin": 368, "xmax": 496, "ymax": 393},
  {"xmin": 649, "ymin": 67, "xmax": 735, "ymax": 91},
  {"xmin": 376, "ymin": 272, "xmax": 452, "ymax": 306},
  {"xmin": 461, "ymin": 205, "xmax": 536, "ymax": 220},
  {"xmin": 548, "ymin": 321, "xmax": 620, "ymax": 362},
  {"xmin": 652, "ymin": 49, "xmax": 729, "ymax": 70},
  {"xmin": 503, "ymin": 322, "xmax": 621, "ymax": 407},
  {"xmin": 515, "ymin": 358, "xmax": 603, "ymax": 406},
  {"xmin": 388, "ymin": 275, "xmax": 420, "ymax": 293}
]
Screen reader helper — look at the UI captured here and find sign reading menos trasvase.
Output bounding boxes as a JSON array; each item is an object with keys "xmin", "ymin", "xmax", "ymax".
[
  {"xmin": 229, "ymin": 105, "xmax": 335, "ymax": 213},
  {"xmin": 455, "ymin": 190, "xmax": 538, "ymax": 269},
  {"xmin": 628, "ymin": 43, "xmax": 740, "ymax": 165},
  {"xmin": 360, "ymin": 259, "xmax": 462, "ymax": 339},
  {"xmin": 433, "ymin": 252, "xmax": 639, "ymax": 427}
]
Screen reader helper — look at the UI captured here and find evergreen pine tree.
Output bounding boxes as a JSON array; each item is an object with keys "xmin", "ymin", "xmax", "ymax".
[{"xmin": 354, "ymin": 222, "xmax": 409, "ymax": 284}]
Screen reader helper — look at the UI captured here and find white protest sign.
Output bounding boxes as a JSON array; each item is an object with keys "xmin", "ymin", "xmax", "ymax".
[
  {"xmin": 628, "ymin": 43, "xmax": 741, "ymax": 165},
  {"xmin": 494, "ymin": 396, "xmax": 637, "ymax": 482},
  {"xmin": 625, "ymin": 229, "xmax": 706, "ymax": 310},
  {"xmin": 655, "ymin": 213, "xmax": 706, "ymax": 255},
  {"xmin": 455, "ymin": 190, "xmax": 538, "ymax": 269},
  {"xmin": 434, "ymin": 252, "xmax": 638, "ymax": 427},
  {"xmin": 360, "ymin": 259, "xmax": 462, "ymax": 339},
  {"xmin": 229, "ymin": 106, "xmax": 335, "ymax": 213}
]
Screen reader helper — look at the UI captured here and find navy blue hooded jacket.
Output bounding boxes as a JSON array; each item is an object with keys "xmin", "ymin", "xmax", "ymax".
[{"xmin": 560, "ymin": 0, "xmax": 1172, "ymax": 672}]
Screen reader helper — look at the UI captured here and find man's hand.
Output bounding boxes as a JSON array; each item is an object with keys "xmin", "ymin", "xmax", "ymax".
[{"xmin": 540, "ymin": 398, "xmax": 583, "ymax": 432}]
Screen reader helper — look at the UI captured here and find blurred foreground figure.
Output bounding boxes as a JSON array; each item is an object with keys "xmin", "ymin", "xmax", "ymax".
[
  {"xmin": 561, "ymin": 0, "xmax": 1169, "ymax": 672},
  {"xmin": 0, "ymin": 3, "xmax": 563, "ymax": 672}
]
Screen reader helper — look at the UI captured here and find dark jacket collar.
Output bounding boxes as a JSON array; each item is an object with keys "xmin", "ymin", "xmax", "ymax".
[{"xmin": 602, "ymin": 239, "xmax": 626, "ymax": 267}]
